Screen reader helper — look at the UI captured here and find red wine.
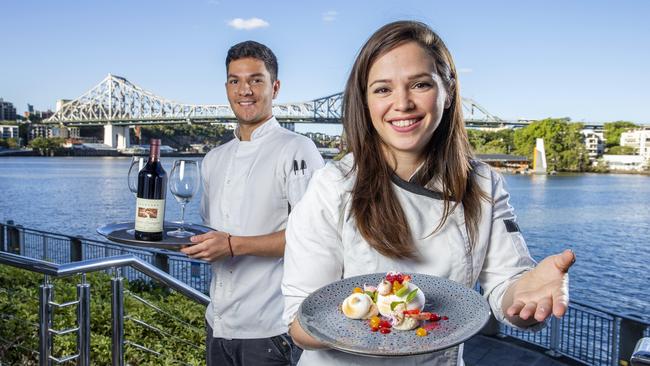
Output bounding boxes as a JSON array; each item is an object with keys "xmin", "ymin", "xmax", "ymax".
[{"xmin": 134, "ymin": 139, "xmax": 167, "ymax": 241}]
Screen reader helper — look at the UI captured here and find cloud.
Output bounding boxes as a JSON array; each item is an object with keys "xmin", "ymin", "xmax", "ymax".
[
  {"xmin": 322, "ymin": 10, "xmax": 337, "ymax": 22},
  {"xmin": 457, "ymin": 68, "xmax": 473, "ymax": 74},
  {"xmin": 227, "ymin": 17, "xmax": 270, "ymax": 30}
]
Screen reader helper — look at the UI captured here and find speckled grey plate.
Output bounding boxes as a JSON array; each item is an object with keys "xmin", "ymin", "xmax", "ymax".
[{"xmin": 297, "ymin": 273, "xmax": 490, "ymax": 357}]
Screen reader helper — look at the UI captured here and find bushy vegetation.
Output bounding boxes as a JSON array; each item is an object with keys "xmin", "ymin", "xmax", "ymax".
[
  {"xmin": 0, "ymin": 138, "xmax": 19, "ymax": 149},
  {"xmin": 0, "ymin": 265, "xmax": 206, "ymax": 365},
  {"xmin": 28, "ymin": 137, "xmax": 66, "ymax": 156}
]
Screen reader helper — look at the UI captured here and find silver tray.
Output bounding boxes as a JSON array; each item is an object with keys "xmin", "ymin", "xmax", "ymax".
[
  {"xmin": 97, "ymin": 221, "xmax": 214, "ymax": 250},
  {"xmin": 297, "ymin": 272, "xmax": 491, "ymax": 357}
]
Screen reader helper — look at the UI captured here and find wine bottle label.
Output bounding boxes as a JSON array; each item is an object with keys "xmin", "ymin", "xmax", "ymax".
[{"xmin": 135, "ymin": 198, "xmax": 165, "ymax": 233}]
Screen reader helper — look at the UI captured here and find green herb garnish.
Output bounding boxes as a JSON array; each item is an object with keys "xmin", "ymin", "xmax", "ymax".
[{"xmin": 406, "ymin": 288, "xmax": 419, "ymax": 303}]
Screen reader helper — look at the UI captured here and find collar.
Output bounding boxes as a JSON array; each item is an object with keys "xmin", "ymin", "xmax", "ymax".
[{"xmin": 233, "ymin": 116, "xmax": 279, "ymax": 141}]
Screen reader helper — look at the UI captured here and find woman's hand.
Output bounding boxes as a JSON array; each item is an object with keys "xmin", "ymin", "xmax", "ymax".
[{"xmin": 503, "ymin": 249, "xmax": 575, "ymax": 326}]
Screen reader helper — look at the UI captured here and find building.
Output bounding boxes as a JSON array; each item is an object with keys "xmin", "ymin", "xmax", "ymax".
[
  {"xmin": 602, "ymin": 154, "xmax": 647, "ymax": 172},
  {"xmin": 620, "ymin": 128, "xmax": 650, "ymax": 159},
  {"xmin": 0, "ymin": 125, "xmax": 19, "ymax": 139},
  {"xmin": 29, "ymin": 124, "xmax": 80, "ymax": 140},
  {"xmin": 581, "ymin": 129, "xmax": 605, "ymax": 161},
  {"xmin": 0, "ymin": 98, "xmax": 17, "ymax": 121}
]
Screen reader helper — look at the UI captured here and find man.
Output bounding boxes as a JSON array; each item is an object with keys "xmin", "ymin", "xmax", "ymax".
[{"xmin": 181, "ymin": 41, "xmax": 324, "ymax": 365}]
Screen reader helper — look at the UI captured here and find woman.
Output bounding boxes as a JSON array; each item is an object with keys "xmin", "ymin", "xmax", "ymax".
[{"xmin": 282, "ymin": 20, "xmax": 574, "ymax": 365}]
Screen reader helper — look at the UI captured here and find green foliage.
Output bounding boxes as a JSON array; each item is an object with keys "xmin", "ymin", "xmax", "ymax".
[
  {"xmin": 467, "ymin": 129, "xmax": 515, "ymax": 154},
  {"xmin": 513, "ymin": 118, "xmax": 589, "ymax": 172},
  {"xmin": 603, "ymin": 121, "xmax": 637, "ymax": 147},
  {"xmin": 0, "ymin": 138, "xmax": 18, "ymax": 149},
  {"xmin": 0, "ymin": 265, "xmax": 206, "ymax": 365},
  {"xmin": 28, "ymin": 137, "xmax": 66, "ymax": 156},
  {"xmin": 606, "ymin": 145, "xmax": 636, "ymax": 155},
  {"xmin": 139, "ymin": 124, "xmax": 233, "ymax": 150}
]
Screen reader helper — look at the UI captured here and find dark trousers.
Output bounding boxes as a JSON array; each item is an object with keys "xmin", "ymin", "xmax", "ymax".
[{"xmin": 206, "ymin": 323, "xmax": 302, "ymax": 366}]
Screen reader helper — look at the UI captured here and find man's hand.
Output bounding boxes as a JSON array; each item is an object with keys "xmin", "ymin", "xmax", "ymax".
[
  {"xmin": 505, "ymin": 249, "xmax": 575, "ymax": 325},
  {"xmin": 180, "ymin": 231, "xmax": 231, "ymax": 262}
]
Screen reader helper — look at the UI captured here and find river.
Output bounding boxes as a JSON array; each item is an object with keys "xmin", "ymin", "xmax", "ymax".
[{"xmin": 0, "ymin": 156, "xmax": 648, "ymax": 321}]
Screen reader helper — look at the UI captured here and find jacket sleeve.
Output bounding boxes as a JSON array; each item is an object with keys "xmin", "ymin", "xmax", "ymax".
[
  {"xmin": 478, "ymin": 170, "xmax": 543, "ymax": 330},
  {"xmin": 282, "ymin": 164, "xmax": 344, "ymax": 326}
]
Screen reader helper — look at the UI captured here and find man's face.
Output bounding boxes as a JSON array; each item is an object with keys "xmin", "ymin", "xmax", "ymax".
[{"xmin": 226, "ymin": 57, "xmax": 280, "ymax": 126}]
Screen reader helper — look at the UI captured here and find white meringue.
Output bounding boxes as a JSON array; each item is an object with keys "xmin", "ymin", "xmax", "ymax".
[
  {"xmin": 341, "ymin": 293, "xmax": 379, "ymax": 320},
  {"xmin": 376, "ymin": 282, "xmax": 425, "ymax": 317}
]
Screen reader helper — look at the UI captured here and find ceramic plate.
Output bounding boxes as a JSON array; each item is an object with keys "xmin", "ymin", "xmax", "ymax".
[
  {"xmin": 97, "ymin": 221, "xmax": 213, "ymax": 249},
  {"xmin": 297, "ymin": 272, "xmax": 490, "ymax": 357}
]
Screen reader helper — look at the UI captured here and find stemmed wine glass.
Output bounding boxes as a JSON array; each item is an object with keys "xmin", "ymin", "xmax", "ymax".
[
  {"xmin": 167, "ymin": 159, "xmax": 201, "ymax": 238},
  {"xmin": 127, "ymin": 156, "xmax": 147, "ymax": 235}
]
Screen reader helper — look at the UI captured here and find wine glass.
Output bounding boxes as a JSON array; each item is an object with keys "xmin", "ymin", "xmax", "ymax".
[
  {"xmin": 167, "ymin": 159, "xmax": 201, "ymax": 238},
  {"xmin": 127, "ymin": 156, "xmax": 147, "ymax": 235}
]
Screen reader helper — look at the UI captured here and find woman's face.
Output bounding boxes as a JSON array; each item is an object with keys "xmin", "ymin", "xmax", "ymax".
[{"xmin": 366, "ymin": 41, "xmax": 450, "ymax": 162}]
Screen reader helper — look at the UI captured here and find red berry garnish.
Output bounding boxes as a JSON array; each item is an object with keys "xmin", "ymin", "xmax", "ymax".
[
  {"xmin": 379, "ymin": 320, "xmax": 392, "ymax": 328},
  {"xmin": 429, "ymin": 313, "xmax": 441, "ymax": 321},
  {"xmin": 370, "ymin": 326, "xmax": 379, "ymax": 332},
  {"xmin": 386, "ymin": 274, "xmax": 394, "ymax": 282},
  {"xmin": 396, "ymin": 273, "xmax": 404, "ymax": 283},
  {"xmin": 379, "ymin": 327, "xmax": 391, "ymax": 334}
]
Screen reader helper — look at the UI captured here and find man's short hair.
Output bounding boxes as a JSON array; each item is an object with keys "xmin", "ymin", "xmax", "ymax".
[{"xmin": 226, "ymin": 41, "xmax": 278, "ymax": 81}]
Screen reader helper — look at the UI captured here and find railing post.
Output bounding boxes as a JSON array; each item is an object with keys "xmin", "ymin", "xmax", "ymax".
[
  {"xmin": 70, "ymin": 236, "xmax": 83, "ymax": 262},
  {"xmin": 111, "ymin": 271, "xmax": 124, "ymax": 366},
  {"xmin": 546, "ymin": 316, "xmax": 561, "ymax": 357},
  {"xmin": 0, "ymin": 221, "xmax": 6, "ymax": 252},
  {"xmin": 153, "ymin": 252, "xmax": 169, "ymax": 273},
  {"xmin": 77, "ymin": 275, "xmax": 91, "ymax": 366},
  {"xmin": 612, "ymin": 317, "xmax": 620, "ymax": 366},
  {"xmin": 7, "ymin": 220, "xmax": 23, "ymax": 255},
  {"xmin": 618, "ymin": 314, "xmax": 646, "ymax": 365},
  {"xmin": 39, "ymin": 277, "xmax": 53, "ymax": 366}
]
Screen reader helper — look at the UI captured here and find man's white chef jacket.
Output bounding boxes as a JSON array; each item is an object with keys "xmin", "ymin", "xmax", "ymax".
[{"xmin": 201, "ymin": 117, "xmax": 324, "ymax": 339}]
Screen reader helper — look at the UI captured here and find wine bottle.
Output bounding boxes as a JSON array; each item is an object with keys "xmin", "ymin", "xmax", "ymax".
[{"xmin": 134, "ymin": 139, "xmax": 167, "ymax": 241}]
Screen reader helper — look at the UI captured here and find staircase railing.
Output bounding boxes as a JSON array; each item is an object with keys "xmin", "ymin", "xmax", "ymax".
[{"xmin": 0, "ymin": 250, "xmax": 208, "ymax": 366}]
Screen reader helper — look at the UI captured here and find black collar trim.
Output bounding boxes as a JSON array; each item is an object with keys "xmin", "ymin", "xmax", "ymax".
[{"xmin": 390, "ymin": 173, "xmax": 445, "ymax": 200}]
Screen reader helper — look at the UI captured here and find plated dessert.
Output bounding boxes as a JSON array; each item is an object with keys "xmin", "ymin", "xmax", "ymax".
[{"xmin": 341, "ymin": 271, "xmax": 448, "ymax": 336}]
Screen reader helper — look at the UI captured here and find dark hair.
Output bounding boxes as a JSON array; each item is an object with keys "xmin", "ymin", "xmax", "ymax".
[
  {"xmin": 343, "ymin": 20, "xmax": 488, "ymax": 260},
  {"xmin": 226, "ymin": 41, "xmax": 279, "ymax": 81}
]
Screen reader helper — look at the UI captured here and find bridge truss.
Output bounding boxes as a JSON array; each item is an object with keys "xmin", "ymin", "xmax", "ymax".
[{"xmin": 45, "ymin": 74, "xmax": 515, "ymax": 127}]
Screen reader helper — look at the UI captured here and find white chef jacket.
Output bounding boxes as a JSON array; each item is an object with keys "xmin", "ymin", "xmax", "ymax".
[
  {"xmin": 282, "ymin": 154, "xmax": 539, "ymax": 365},
  {"xmin": 201, "ymin": 117, "xmax": 324, "ymax": 339}
]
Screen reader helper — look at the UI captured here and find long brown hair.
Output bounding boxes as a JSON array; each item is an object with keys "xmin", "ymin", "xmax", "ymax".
[{"xmin": 343, "ymin": 20, "xmax": 487, "ymax": 260}]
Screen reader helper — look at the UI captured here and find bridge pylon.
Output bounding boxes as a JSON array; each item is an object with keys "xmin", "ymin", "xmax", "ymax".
[{"xmin": 104, "ymin": 124, "xmax": 130, "ymax": 149}]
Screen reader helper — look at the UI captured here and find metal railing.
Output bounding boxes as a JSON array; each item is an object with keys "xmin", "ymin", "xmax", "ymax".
[
  {"xmin": 0, "ymin": 239, "xmax": 208, "ymax": 365},
  {"xmin": 1, "ymin": 220, "xmax": 649, "ymax": 366}
]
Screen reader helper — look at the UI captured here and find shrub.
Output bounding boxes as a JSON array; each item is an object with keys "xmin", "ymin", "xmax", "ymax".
[{"xmin": 0, "ymin": 265, "xmax": 205, "ymax": 365}]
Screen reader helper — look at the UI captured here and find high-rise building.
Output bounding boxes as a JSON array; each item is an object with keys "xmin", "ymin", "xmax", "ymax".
[{"xmin": 0, "ymin": 98, "xmax": 17, "ymax": 121}]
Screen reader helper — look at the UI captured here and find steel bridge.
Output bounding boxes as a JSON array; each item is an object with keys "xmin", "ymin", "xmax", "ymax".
[
  {"xmin": 45, "ymin": 74, "xmax": 517, "ymax": 127},
  {"xmin": 43, "ymin": 74, "xmax": 533, "ymax": 148}
]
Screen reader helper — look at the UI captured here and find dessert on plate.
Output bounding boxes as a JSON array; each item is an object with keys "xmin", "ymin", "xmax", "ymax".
[{"xmin": 341, "ymin": 271, "xmax": 443, "ymax": 335}]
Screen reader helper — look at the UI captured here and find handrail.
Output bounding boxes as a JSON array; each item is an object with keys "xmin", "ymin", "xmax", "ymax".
[{"xmin": 0, "ymin": 251, "xmax": 209, "ymax": 306}]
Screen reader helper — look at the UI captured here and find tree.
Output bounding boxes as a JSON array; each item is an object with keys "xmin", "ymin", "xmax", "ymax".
[
  {"xmin": 0, "ymin": 138, "xmax": 18, "ymax": 149},
  {"xmin": 603, "ymin": 121, "xmax": 637, "ymax": 148},
  {"xmin": 467, "ymin": 128, "xmax": 515, "ymax": 155},
  {"xmin": 513, "ymin": 118, "xmax": 589, "ymax": 172},
  {"xmin": 29, "ymin": 137, "xmax": 65, "ymax": 156},
  {"xmin": 607, "ymin": 145, "xmax": 636, "ymax": 155}
]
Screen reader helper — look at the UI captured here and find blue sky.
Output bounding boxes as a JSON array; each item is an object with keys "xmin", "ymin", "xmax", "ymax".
[{"xmin": 2, "ymin": 0, "xmax": 649, "ymax": 135}]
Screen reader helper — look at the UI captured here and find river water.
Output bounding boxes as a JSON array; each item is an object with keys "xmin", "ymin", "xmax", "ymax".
[{"xmin": 0, "ymin": 156, "xmax": 648, "ymax": 321}]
